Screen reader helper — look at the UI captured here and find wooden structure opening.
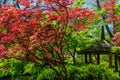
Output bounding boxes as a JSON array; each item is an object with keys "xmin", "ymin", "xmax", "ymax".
[{"xmin": 80, "ymin": 40, "xmax": 119, "ymax": 71}]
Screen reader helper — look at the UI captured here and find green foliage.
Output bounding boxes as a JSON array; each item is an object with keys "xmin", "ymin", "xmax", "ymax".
[
  {"xmin": 36, "ymin": 64, "xmax": 120, "ymax": 80},
  {"xmin": 0, "ymin": 60, "xmax": 119, "ymax": 80},
  {"xmin": 0, "ymin": 59, "xmax": 26, "ymax": 80},
  {"xmin": 37, "ymin": 68, "xmax": 57, "ymax": 80},
  {"xmin": 111, "ymin": 46, "xmax": 120, "ymax": 53},
  {"xmin": 23, "ymin": 63, "xmax": 42, "ymax": 80},
  {"xmin": 0, "ymin": 60, "xmax": 43, "ymax": 80},
  {"xmin": 64, "ymin": 25, "xmax": 100, "ymax": 53},
  {"xmin": 24, "ymin": 63, "xmax": 35, "ymax": 74},
  {"xmin": 72, "ymin": 0, "xmax": 85, "ymax": 8},
  {"xmin": 9, "ymin": 59, "xmax": 25, "ymax": 80},
  {"xmin": 24, "ymin": 63, "xmax": 57, "ymax": 80},
  {"xmin": 114, "ymin": 4, "xmax": 120, "ymax": 15},
  {"xmin": 66, "ymin": 64, "xmax": 120, "ymax": 80},
  {"xmin": 25, "ymin": 63, "xmax": 120, "ymax": 80},
  {"xmin": 98, "ymin": 8, "xmax": 106, "ymax": 15}
]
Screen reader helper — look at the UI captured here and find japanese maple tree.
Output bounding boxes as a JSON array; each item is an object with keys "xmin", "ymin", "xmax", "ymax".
[{"xmin": 0, "ymin": 0, "xmax": 95, "ymax": 79}]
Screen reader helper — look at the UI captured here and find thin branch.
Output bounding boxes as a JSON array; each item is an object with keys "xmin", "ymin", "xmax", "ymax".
[
  {"xmin": 16, "ymin": 2, "xmax": 20, "ymax": 9},
  {"xmin": 51, "ymin": 5, "xmax": 60, "ymax": 14}
]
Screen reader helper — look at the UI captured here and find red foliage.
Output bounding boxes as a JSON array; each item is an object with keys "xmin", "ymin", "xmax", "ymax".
[
  {"xmin": 0, "ymin": 45, "xmax": 9, "ymax": 57},
  {"xmin": 112, "ymin": 32, "xmax": 120, "ymax": 45},
  {"xmin": 0, "ymin": 0, "xmax": 95, "ymax": 62},
  {"xmin": 103, "ymin": 0, "xmax": 115, "ymax": 10},
  {"xmin": 103, "ymin": 0, "xmax": 120, "ymax": 45}
]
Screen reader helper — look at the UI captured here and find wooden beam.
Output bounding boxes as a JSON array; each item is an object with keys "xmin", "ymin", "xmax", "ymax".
[{"xmin": 80, "ymin": 51, "xmax": 111, "ymax": 54}]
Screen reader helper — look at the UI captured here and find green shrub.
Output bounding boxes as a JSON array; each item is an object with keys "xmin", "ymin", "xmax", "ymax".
[
  {"xmin": 0, "ymin": 60, "xmax": 119, "ymax": 80},
  {"xmin": 37, "ymin": 68, "xmax": 57, "ymax": 80},
  {"xmin": 23, "ymin": 63, "xmax": 43, "ymax": 80},
  {"xmin": 0, "ymin": 59, "xmax": 26, "ymax": 80},
  {"xmin": 66, "ymin": 64, "xmax": 120, "ymax": 80},
  {"xmin": 32, "ymin": 64, "xmax": 120, "ymax": 80}
]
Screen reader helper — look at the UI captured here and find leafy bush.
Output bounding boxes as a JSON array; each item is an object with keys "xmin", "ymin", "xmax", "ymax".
[
  {"xmin": 29, "ymin": 64, "xmax": 120, "ymax": 80},
  {"xmin": 0, "ymin": 60, "xmax": 119, "ymax": 80},
  {"xmin": 23, "ymin": 63, "xmax": 43, "ymax": 80},
  {"xmin": 67, "ymin": 64, "xmax": 120, "ymax": 80},
  {"xmin": 111, "ymin": 46, "xmax": 120, "ymax": 53},
  {"xmin": 37, "ymin": 68, "xmax": 57, "ymax": 80},
  {"xmin": 36, "ymin": 64, "xmax": 120, "ymax": 80},
  {"xmin": 0, "ymin": 59, "xmax": 26, "ymax": 80}
]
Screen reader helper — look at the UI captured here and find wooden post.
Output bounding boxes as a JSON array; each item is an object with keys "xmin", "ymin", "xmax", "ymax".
[
  {"xmin": 97, "ymin": 54, "xmax": 100, "ymax": 64},
  {"xmin": 115, "ymin": 54, "xmax": 118, "ymax": 71},
  {"xmin": 85, "ymin": 53, "xmax": 88, "ymax": 63},
  {"xmin": 89, "ymin": 54, "xmax": 92, "ymax": 63},
  {"xmin": 117, "ymin": 55, "xmax": 120, "ymax": 66},
  {"xmin": 109, "ymin": 53, "xmax": 112, "ymax": 68}
]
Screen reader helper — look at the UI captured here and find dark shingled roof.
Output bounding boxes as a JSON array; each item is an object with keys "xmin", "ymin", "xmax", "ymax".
[{"xmin": 81, "ymin": 40, "xmax": 113, "ymax": 54}]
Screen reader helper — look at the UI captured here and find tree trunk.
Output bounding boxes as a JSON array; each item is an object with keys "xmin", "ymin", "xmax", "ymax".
[
  {"xmin": 72, "ymin": 54, "xmax": 76, "ymax": 65},
  {"xmin": 105, "ymin": 25, "xmax": 113, "ymax": 38},
  {"xmin": 97, "ymin": 54, "xmax": 100, "ymax": 64},
  {"xmin": 101, "ymin": 26, "xmax": 105, "ymax": 40},
  {"xmin": 50, "ymin": 66, "xmax": 63, "ymax": 80},
  {"xmin": 71, "ymin": 47, "xmax": 76, "ymax": 64}
]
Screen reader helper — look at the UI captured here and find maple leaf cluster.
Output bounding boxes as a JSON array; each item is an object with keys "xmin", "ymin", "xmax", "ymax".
[
  {"xmin": 103, "ymin": 0, "xmax": 115, "ymax": 11},
  {"xmin": 102, "ymin": 0, "xmax": 120, "ymax": 46},
  {"xmin": 112, "ymin": 32, "xmax": 120, "ymax": 46},
  {"xmin": 0, "ymin": 3, "xmax": 42, "ymax": 58},
  {"xmin": 103, "ymin": 0, "xmax": 115, "ymax": 22}
]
